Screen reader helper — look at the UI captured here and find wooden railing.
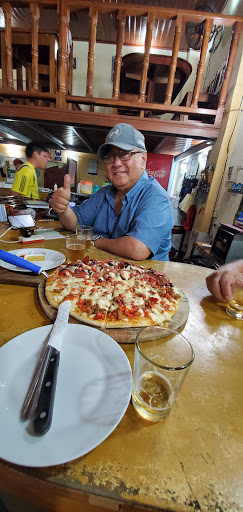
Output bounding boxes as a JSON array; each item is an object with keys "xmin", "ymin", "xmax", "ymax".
[{"xmin": 0, "ymin": 0, "xmax": 242, "ymax": 140}]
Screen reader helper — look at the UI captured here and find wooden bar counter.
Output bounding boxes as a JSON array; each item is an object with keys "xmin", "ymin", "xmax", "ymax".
[{"xmin": 0, "ymin": 221, "xmax": 242, "ymax": 512}]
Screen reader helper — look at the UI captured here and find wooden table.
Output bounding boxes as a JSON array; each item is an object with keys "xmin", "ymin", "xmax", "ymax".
[{"xmin": 0, "ymin": 221, "xmax": 242, "ymax": 512}]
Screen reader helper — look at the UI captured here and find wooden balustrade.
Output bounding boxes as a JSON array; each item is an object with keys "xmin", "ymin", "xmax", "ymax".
[{"xmin": 0, "ymin": 0, "xmax": 242, "ymax": 139}]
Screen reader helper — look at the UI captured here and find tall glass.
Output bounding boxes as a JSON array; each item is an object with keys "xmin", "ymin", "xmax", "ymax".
[
  {"xmin": 226, "ymin": 273, "xmax": 243, "ymax": 320},
  {"xmin": 76, "ymin": 225, "xmax": 93, "ymax": 251},
  {"xmin": 132, "ymin": 326, "xmax": 194, "ymax": 422},
  {"xmin": 66, "ymin": 235, "xmax": 85, "ymax": 262}
]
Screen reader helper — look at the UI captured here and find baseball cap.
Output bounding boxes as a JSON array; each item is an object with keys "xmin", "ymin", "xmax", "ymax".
[
  {"xmin": 13, "ymin": 158, "xmax": 24, "ymax": 167},
  {"xmin": 97, "ymin": 123, "xmax": 146, "ymax": 159}
]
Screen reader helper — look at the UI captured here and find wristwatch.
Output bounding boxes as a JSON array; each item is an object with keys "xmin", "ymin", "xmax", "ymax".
[{"xmin": 92, "ymin": 235, "xmax": 102, "ymax": 241}]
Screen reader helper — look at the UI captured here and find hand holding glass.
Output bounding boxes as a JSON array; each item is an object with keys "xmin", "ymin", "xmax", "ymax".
[
  {"xmin": 226, "ymin": 273, "xmax": 243, "ymax": 320},
  {"xmin": 132, "ymin": 326, "xmax": 194, "ymax": 422}
]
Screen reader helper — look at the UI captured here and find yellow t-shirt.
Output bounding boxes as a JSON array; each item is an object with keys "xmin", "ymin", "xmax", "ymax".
[{"xmin": 11, "ymin": 162, "xmax": 39, "ymax": 199}]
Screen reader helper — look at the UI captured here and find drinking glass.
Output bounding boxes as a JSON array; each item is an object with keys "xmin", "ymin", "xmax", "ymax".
[
  {"xmin": 226, "ymin": 273, "xmax": 243, "ymax": 320},
  {"xmin": 66, "ymin": 235, "xmax": 85, "ymax": 262},
  {"xmin": 76, "ymin": 225, "xmax": 93, "ymax": 251},
  {"xmin": 132, "ymin": 326, "xmax": 194, "ymax": 422}
]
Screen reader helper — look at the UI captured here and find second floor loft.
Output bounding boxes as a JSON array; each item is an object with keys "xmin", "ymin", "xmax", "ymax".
[{"xmin": 0, "ymin": 0, "xmax": 242, "ymax": 155}]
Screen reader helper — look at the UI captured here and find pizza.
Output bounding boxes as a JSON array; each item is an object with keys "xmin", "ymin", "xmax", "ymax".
[{"xmin": 45, "ymin": 257, "xmax": 181, "ymax": 328}]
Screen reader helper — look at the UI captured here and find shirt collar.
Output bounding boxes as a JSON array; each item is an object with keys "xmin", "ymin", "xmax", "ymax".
[{"xmin": 106, "ymin": 170, "xmax": 148, "ymax": 202}]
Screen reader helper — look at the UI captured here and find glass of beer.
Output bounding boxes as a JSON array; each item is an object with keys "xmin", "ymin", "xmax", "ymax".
[
  {"xmin": 132, "ymin": 326, "xmax": 194, "ymax": 422},
  {"xmin": 66, "ymin": 235, "xmax": 85, "ymax": 262},
  {"xmin": 226, "ymin": 273, "xmax": 243, "ymax": 320},
  {"xmin": 76, "ymin": 225, "xmax": 93, "ymax": 251}
]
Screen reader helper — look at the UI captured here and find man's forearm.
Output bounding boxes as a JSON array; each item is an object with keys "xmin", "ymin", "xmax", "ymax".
[
  {"xmin": 58, "ymin": 207, "xmax": 78, "ymax": 231},
  {"xmin": 94, "ymin": 236, "xmax": 151, "ymax": 261},
  {"xmin": 10, "ymin": 189, "xmax": 19, "ymax": 197}
]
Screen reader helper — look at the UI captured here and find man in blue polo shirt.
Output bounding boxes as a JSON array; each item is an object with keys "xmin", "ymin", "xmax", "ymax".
[{"xmin": 51, "ymin": 123, "xmax": 173, "ymax": 261}]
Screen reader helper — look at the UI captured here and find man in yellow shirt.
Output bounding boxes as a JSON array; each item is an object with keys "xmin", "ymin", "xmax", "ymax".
[{"xmin": 11, "ymin": 142, "xmax": 49, "ymax": 199}]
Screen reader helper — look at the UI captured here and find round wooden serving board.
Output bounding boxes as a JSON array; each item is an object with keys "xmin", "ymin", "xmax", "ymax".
[{"xmin": 38, "ymin": 282, "xmax": 190, "ymax": 344}]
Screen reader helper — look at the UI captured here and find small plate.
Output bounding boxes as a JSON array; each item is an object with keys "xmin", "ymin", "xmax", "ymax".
[
  {"xmin": 0, "ymin": 324, "xmax": 132, "ymax": 467},
  {"xmin": 0, "ymin": 248, "xmax": 65, "ymax": 272}
]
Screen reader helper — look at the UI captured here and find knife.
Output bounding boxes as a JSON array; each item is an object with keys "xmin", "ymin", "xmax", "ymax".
[
  {"xmin": 21, "ymin": 300, "xmax": 71, "ymax": 435},
  {"xmin": 0, "ymin": 249, "xmax": 48, "ymax": 277},
  {"xmin": 32, "ymin": 346, "xmax": 60, "ymax": 435}
]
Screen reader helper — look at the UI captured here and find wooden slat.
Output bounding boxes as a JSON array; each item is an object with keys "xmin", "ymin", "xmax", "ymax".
[
  {"xmin": 191, "ymin": 17, "xmax": 214, "ymax": 107},
  {"xmin": 30, "ymin": 2, "xmax": 39, "ymax": 91},
  {"xmin": 0, "ymin": 32, "xmax": 7, "ymax": 90},
  {"xmin": 112, "ymin": 9, "xmax": 126, "ymax": 101},
  {"xmin": 49, "ymin": 35, "xmax": 56, "ymax": 94},
  {"xmin": 86, "ymin": 6, "xmax": 98, "ymax": 98},
  {"xmin": 2, "ymin": 2, "xmax": 13, "ymax": 90},
  {"xmin": 218, "ymin": 21, "xmax": 243, "ymax": 108},
  {"xmin": 57, "ymin": 0, "xmax": 70, "ymax": 108},
  {"xmin": 164, "ymin": 14, "xmax": 183, "ymax": 105},
  {"xmin": 139, "ymin": 12, "xmax": 155, "ymax": 105}
]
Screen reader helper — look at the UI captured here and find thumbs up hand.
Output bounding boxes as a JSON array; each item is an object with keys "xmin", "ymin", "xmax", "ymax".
[{"xmin": 51, "ymin": 174, "xmax": 71, "ymax": 214}]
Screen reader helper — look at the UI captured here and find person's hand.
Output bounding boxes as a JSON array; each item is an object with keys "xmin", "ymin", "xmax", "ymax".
[
  {"xmin": 51, "ymin": 174, "xmax": 71, "ymax": 214},
  {"xmin": 206, "ymin": 268, "xmax": 236, "ymax": 302}
]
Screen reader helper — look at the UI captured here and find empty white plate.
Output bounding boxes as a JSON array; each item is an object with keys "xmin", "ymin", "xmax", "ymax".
[{"xmin": 0, "ymin": 324, "xmax": 132, "ymax": 467}]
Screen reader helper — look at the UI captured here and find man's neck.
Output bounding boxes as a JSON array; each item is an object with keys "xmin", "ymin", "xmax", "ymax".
[{"xmin": 27, "ymin": 158, "xmax": 36, "ymax": 167}]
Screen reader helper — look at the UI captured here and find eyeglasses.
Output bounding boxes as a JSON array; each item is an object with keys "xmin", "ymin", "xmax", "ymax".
[{"xmin": 103, "ymin": 150, "xmax": 143, "ymax": 164}]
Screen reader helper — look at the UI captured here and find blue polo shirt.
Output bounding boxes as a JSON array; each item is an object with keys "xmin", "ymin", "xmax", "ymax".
[{"xmin": 72, "ymin": 171, "xmax": 173, "ymax": 260}]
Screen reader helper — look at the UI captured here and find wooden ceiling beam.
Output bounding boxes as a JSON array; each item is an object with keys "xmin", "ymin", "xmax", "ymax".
[
  {"xmin": 0, "ymin": 104, "xmax": 220, "ymax": 140},
  {"xmin": 174, "ymin": 140, "xmax": 214, "ymax": 161},
  {"xmin": 71, "ymin": 127, "xmax": 95, "ymax": 153},
  {"xmin": 0, "ymin": 122, "xmax": 32, "ymax": 143},
  {"xmin": 23, "ymin": 122, "xmax": 66, "ymax": 149}
]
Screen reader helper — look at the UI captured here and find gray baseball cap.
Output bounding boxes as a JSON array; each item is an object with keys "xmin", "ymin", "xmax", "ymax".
[{"xmin": 97, "ymin": 123, "xmax": 146, "ymax": 159}]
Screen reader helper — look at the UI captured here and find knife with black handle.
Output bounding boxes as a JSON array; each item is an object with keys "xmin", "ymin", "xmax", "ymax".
[{"xmin": 32, "ymin": 347, "xmax": 60, "ymax": 435}]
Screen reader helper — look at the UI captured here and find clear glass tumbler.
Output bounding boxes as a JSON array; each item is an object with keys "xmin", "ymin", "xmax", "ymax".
[
  {"xmin": 66, "ymin": 235, "xmax": 85, "ymax": 262},
  {"xmin": 132, "ymin": 326, "xmax": 194, "ymax": 422},
  {"xmin": 226, "ymin": 273, "xmax": 243, "ymax": 320},
  {"xmin": 76, "ymin": 225, "xmax": 93, "ymax": 251}
]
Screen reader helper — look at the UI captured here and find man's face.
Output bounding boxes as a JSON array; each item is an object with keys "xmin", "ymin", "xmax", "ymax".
[
  {"xmin": 35, "ymin": 151, "xmax": 49, "ymax": 169},
  {"xmin": 105, "ymin": 147, "xmax": 147, "ymax": 194}
]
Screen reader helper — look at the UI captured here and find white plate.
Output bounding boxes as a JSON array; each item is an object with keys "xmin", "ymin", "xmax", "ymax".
[
  {"xmin": 0, "ymin": 324, "xmax": 132, "ymax": 467},
  {"xmin": 0, "ymin": 248, "xmax": 65, "ymax": 272}
]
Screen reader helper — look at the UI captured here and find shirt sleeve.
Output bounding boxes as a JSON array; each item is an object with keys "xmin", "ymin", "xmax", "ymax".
[
  {"xmin": 72, "ymin": 190, "xmax": 105, "ymax": 227},
  {"xmin": 11, "ymin": 166, "xmax": 33, "ymax": 196},
  {"xmin": 125, "ymin": 186, "xmax": 174, "ymax": 257}
]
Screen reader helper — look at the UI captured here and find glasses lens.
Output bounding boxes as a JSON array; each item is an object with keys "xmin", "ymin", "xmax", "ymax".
[{"xmin": 104, "ymin": 151, "xmax": 132, "ymax": 163}]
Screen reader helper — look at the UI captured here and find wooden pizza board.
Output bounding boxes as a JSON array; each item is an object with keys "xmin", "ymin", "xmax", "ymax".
[{"xmin": 38, "ymin": 281, "xmax": 190, "ymax": 344}]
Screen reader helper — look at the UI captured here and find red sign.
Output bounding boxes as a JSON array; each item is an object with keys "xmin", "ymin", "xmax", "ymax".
[{"xmin": 146, "ymin": 153, "xmax": 173, "ymax": 190}]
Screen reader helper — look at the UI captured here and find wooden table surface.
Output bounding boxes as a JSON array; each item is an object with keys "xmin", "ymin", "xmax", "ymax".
[{"xmin": 0, "ymin": 221, "xmax": 242, "ymax": 512}]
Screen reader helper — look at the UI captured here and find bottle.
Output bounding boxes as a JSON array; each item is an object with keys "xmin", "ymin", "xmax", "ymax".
[{"xmin": 93, "ymin": 185, "xmax": 100, "ymax": 193}]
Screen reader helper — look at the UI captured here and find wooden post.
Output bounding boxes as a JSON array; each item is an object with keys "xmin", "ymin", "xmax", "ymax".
[
  {"xmin": 30, "ymin": 2, "xmax": 39, "ymax": 91},
  {"xmin": 86, "ymin": 6, "xmax": 98, "ymax": 99},
  {"xmin": 112, "ymin": 9, "xmax": 126, "ymax": 101},
  {"xmin": 218, "ymin": 22, "xmax": 243, "ymax": 109},
  {"xmin": 49, "ymin": 35, "xmax": 56, "ymax": 94},
  {"xmin": 191, "ymin": 17, "xmax": 213, "ymax": 107},
  {"xmin": 139, "ymin": 12, "xmax": 155, "ymax": 104},
  {"xmin": 2, "ymin": 2, "xmax": 13, "ymax": 90},
  {"xmin": 68, "ymin": 42, "xmax": 73, "ymax": 109},
  {"xmin": 57, "ymin": 0, "xmax": 70, "ymax": 109},
  {"xmin": 1, "ymin": 32, "xmax": 7, "ymax": 90},
  {"xmin": 164, "ymin": 14, "xmax": 183, "ymax": 105}
]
